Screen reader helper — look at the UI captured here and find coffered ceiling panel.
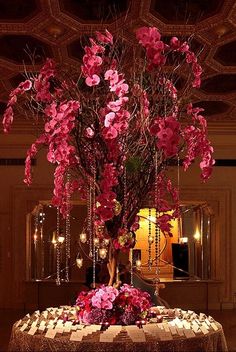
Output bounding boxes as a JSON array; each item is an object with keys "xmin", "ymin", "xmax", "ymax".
[{"xmin": 0, "ymin": 0, "xmax": 236, "ymax": 131}]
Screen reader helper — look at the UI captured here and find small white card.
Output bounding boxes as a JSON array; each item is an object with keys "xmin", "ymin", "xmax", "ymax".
[
  {"xmin": 20, "ymin": 323, "xmax": 28, "ymax": 332},
  {"xmin": 100, "ymin": 333, "xmax": 114, "ymax": 342},
  {"xmin": 28, "ymin": 327, "xmax": 37, "ymax": 335},
  {"xmin": 183, "ymin": 321, "xmax": 191, "ymax": 329},
  {"xmin": 70, "ymin": 331, "xmax": 83, "ymax": 341},
  {"xmin": 169, "ymin": 326, "xmax": 177, "ymax": 335},
  {"xmin": 45, "ymin": 328, "xmax": 56, "ymax": 339},
  {"xmin": 163, "ymin": 324, "xmax": 170, "ymax": 332},
  {"xmin": 55, "ymin": 327, "xmax": 64, "ymax": 334},
  {"xmin": 38, "ymin": 326, "xmax": 46, "ymax": 332},
  {"xmin": 192, "ymin": 324, "xmax": 200, "ymax": 334},
  {"xmin": 200, "ymin": 325, "xmax": 209, "ymax": 335},
  {"xmin": 64, "ymin": 327, "xmax": 71, "ymax": 333},
  {"xmin": 211, "ymin": 323, "xmax": 219, "ymax": 331},
  {"xmin": 202, "ymin": 322, "xmax": 209, "ymax": 330},
  {"xmin": 158, "ymin": 331, "xmax": 173, "ymax": 341},
  {"xmin": 65, "ymin": 321, "xmax": 73, "ymax": 327},
  {"xmin": 176, "ymin": 328, "xmax": 184, "ymax": 336},
  {"xmin": 184, "ymin": 329, "xmax": 195, "ymax": 338}
]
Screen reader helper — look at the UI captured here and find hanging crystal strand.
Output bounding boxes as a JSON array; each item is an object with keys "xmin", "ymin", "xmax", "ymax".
[
  {"xmin": 65, "ymin": 172, "xmax": 71, "ymax": 282},
  {"xmin": 92, "ymin": 160, "xmax": 96, "ymax": 289},
  {"xmin": 123, "ymin": 165, "xmax": 128, "ymax": 231},
  {"xmin": 33, "ymin": 208, "xmax": 39, "ymax": 279},
  {"xmin": 177, "ymin": 155, "xmax": 181, "ymax": 243},
  {"xmin": 154, "ymin": 152, "xmax": 160, "ymax": 296},
  {"xmin": 87, "ymin": 181, "xmax": 93, "ymax": 258},
  {"xmin": 148, "ymin": 207, "xmax": 152, "ymax": 270},
  {"xmin": 56, "ymin": 207, "xmax": 61, "ymax": 286}
]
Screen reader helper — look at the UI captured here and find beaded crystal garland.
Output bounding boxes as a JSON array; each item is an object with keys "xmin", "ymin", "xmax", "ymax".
[{"xmin": 3, "ymin": 26, "xmax": 214, "ymax": 287}]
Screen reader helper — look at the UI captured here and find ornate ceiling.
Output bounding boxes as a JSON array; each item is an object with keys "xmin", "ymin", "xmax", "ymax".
[{"xmin": 1, "ymin": 0, "xmax": 236, "ymax": 133}]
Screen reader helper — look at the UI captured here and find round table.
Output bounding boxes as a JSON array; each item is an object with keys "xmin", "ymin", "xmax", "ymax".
[{"xmin": 8, "ymin": 307, "xmax": 228, "ymax": 352}]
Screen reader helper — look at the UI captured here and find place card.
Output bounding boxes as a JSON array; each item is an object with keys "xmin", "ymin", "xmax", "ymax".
[
  {"xmin": 34, "ymin": 310, "xmax": 40, "ymax": 316},
  {"xmin": 183, "ymin": 321, "xmax": 191, "ymax": 329},
  {"xmin": 64, "ymin": 321, "xmax": 73, "ymax": 328},
  {"xmin": 143, "ymin": 324, "xmax": 158, "ymax": 336},
  {"xmin": 183, "ymin": 329, "xmax": 195, "ymax": 338},
  {"xmin": 192, "ymin": 324, "xmax": 200, "ymax": 334},
  {"xmin": 31, "ymin": 320, "xmax": 38, "ymax": 328},
  {"xmin": 20, "ymin": 323, "xmax": 28, "ymax": 332},
  {"xmin": 211, "ymin": 323, "xmax": 219, "ymax": 331},
  {"xmin": 169, "ymin": 326, "xmax": 177, "ymax": 335},
  {"xmin": 70, "ymin": 331, "xmax": 83, "ymax": 341},
  {"xmin": 28, "ymin": 326, "xmax": 37, "ymax": 335},
  {"xmin": 158, "ymin": 331, "xmax": 173, "ymax": 341},
  {"xmin": 200, "ymin": 325, "xmax": 209, "ymax": 335},
  {"xmin": 45, "ymin": 328, "xmax": 56, "ymax": 339},
  {"xmin": 176, "ymin": 328, "xmax": 184, "ymax": 336},
  {"xmin": 163, "ymin": 324, "xmax": 170, "ymax": 332},
  {"xmin": 39, "ymin": 321, "xmax": 46, "ymax": 326},
  {"xmin": 64, "ymin": 327, "xmax": 71, "ymax": 333},
  {"xmin": 55, "ymin": 327, "xmax": 64, "ymax": 334},
  {"xmin": 38, "ymin": 326, "xmax": 46, "ymax": 332},
  {"xmin": 202, "ymin": 322, "xmax": 210, "ymax": 331},
  {"xmin": 100, "ymin": 333, "xmax": 114, "ymax": 342}
]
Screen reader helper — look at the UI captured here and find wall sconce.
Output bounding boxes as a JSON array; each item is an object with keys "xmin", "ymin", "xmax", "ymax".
[{"xmin": 193, "ymin": 230, "xmax": 201, "ymax": 241}]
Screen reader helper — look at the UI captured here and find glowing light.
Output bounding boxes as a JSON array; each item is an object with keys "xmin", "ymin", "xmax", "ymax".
[
  {"xmin": 194, "ymin": 230, "xmax": 201, "ymax": 241},
  {"xmin": 179, "ymin": 237, "xmax": 188, "ymax": 244},
  {"xmin": 58, "ymin": 236, "xmax": 65, "ymax": 243},
  {"xmin": 136, "ymin": 259, "xmax": 142, "ymax": 268},
  {"xmin": 94, "ymin": 237, "xmax": 100, "ymax": 247},
  {"xmin": 79, "ymin": 233, "xmax": 87, "ymax": 243},
  {"xmin": 99, "ymin": 248, "xmax": 107, "ymax": 259},
  {"xmin": 76, "ymin": 257, "xmax": 83, "ymax": 268}
]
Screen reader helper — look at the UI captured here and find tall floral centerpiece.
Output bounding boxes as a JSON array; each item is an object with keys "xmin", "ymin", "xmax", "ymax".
[{"xmin": 2, "ymin": 27, "xmax": 214, "ymax": 286}]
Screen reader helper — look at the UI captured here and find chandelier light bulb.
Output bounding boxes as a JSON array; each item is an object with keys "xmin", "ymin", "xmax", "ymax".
[
  {"xmin": 136, "ymin": 259, "xmax": 142, "ymax": 268},
  {"xmin": 99, "ymin": 248, "xmax": 107, "ymax": 259},
  {"xmin": 79, "ymin": 232, "xmax": 87, "ymax": 243}
]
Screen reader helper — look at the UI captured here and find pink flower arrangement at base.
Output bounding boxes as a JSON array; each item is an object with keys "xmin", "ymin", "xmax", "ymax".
[{"xmin": 76, "ymin": 284, "xmax": 152, "ymax": 325}]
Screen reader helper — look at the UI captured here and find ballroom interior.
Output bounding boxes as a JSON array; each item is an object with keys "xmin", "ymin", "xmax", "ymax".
[{"xmin": 1, "ymin": 0, "xmax": 236, "ymax": 351}]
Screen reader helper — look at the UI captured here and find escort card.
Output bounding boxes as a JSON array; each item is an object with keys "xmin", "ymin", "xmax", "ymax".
[
  {"xmin": 99, "ymin": 333, "xmax": 114, "ymax": 342},
  {"xmin": 202, "ymin": 322, "xmax": 210, "ymax": 330},
  {"xmin": 169, "ymin": 326, "xmax": 177, "ymax": 335},
  {"xmin": 20, "ymin": 323, "xmax": 28, "ymax": 332},
  {"xmin": 38, "ymin": 326, "xmax": 46, "ymax": 332},
  {"xmin": 64, "ymin": 327, "xmax": 71, "ymax": 333},
  {"xmin": 55, "ymin": 327, "xmax": 64, "ymax": 334},
  {"xmin": 211, "ymin": 323, "xmax": 219, "ymax": 331},
  {"xmin": 158, "ymin": 331, "xmax": 173, "ymax": 341},
  {"xmin": 45, "ymin": 328, "xmax": 56, "ymax": 339},
  {"xmin": 28, "ymin": 326, "xmax": 37, "ymax": 336},
  {"xmin": 70, "ymin": 331, "xmax": 83, "ymax": 341},
  {"xmin": 176, "ymin": 328, "xmax": 184, "ymax": 336},
  {"xmin": 183, "ymin": 321, "xmax": 191, "ymax": 329},
  {"xmin": 163, "ymin": 324, "xmax": 170, "ymax": 332},
  {"xmin": 200, "ymin": 325, "xmax": 209, "ymax": 335},
  {"xmin": 65, "ymin": 321, "xmax": 73, "ymax": 328},
  {"xmin": 183, "ymin": 329, "xmax": 195, "ymax": 338},
  {"xmin": 192, "ymin": 324, "xmax": 200, "ymax": 334}
]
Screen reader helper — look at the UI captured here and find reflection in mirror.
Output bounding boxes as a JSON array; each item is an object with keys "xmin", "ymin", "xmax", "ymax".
[{"xmin": 26, "ymin": 201, "xmax": 213, "ymax": 283}]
